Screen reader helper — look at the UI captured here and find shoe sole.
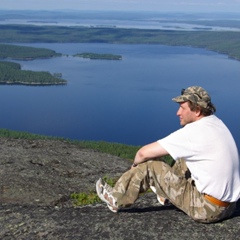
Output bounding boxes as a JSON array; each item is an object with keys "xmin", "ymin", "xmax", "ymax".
[
  {"xmin": 96, "ymin": 178, "xmax": 118, "ymax": 213},
  {"xmin": 96, "ymin": 178, "xmax": 106, "ymax": 202}
]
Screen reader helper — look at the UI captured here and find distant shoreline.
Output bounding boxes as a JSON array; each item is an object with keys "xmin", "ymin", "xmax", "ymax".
[
  {"xmin": 0, "ymin": 81, "xmax": 67, "ymax": 86},
  {"xmin": 0, "ymin": 25, "xmax": 240, "ymax": 61}
]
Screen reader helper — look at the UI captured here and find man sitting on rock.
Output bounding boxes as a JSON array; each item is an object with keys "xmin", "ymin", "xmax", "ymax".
[{"xmin": 96, "ymin": 86, "xmax": 240, "ymax": 223}]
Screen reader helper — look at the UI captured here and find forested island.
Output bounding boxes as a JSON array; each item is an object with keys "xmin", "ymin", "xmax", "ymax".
[
  {"xmin": 74, "ymin": 52, "xmax": 122, "ymax": 60},
  {"xmin": 0, "ymin": 44, "xmax": 66, "ymax": 85},
  {"xmin": 0, "ymin": 61, "xmax": 67, "ymax": 86}
]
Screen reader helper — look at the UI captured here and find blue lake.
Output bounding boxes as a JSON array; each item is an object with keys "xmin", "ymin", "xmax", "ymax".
[{"xmin": 0, "ymin": 43, "xmax": 239, "ymax": 149}]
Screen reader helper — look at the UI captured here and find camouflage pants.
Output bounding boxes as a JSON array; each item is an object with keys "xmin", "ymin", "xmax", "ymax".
[{"xmin": 112, "ymin": 159, "xmax": 236, "ymax": 223}]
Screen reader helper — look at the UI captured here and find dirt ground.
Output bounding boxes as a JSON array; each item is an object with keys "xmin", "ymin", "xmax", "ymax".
[{"xmin": 0, "ymin": 137, "xmax": 239, "ymax": 239}]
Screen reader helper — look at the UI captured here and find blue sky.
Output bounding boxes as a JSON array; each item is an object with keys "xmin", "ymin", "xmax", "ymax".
[{"xmin": 1, "ymin": 0, "xmax": 240, "ymax": 12}]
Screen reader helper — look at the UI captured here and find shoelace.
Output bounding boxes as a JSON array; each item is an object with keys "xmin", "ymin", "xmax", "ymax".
[{"xmin": 103, "ymin": 182, "xmax": 113, "ymax": 193}]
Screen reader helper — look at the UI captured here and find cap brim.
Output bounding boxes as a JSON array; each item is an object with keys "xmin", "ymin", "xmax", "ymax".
[{"xmin": 172, "ymin": 96, "xmax": 186, "ymax": 103}]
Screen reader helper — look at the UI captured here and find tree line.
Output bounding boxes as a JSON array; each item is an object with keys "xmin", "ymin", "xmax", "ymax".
[
  {"xmin": 74, "ymin": 52, "xmax": 122, "ymax": 60},
  {"xmin": 0, "ymin": 43, "xmax": 61, "ymax": 59},
  {"xmin": 0, "ymin": 61, "xmax": 67, "ymax": 85}
]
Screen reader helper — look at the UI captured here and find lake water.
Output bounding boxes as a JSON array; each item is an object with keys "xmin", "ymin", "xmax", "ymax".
[{"xmin": 0, "ymin": 43, "xmax": 239, "ymax": 149}]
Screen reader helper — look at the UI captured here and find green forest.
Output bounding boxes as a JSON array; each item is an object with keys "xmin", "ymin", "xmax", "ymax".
[
  {"xmin": 0, "ymin": 25, "xmax": 240, "ymax": 60},
  {"xmin": 0, "ymin": 43, "xmax": 61, "ymax": 59},
  {"xmin": 0, "ymin": 61, "xmax": 67, "ymax": 85},
  {"xmin": 74, "ymin": 52, "xmax": 122, "ymax": 60}
]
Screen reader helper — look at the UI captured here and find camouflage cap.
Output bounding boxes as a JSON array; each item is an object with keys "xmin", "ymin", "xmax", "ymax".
[{"xmin": 172, "ymin": 86, "xmax": 211, "ymax": 108}]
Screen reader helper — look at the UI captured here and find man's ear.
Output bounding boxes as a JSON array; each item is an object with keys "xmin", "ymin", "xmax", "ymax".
[{"xmin": 195, "ymin": 107, "xmax": 202, "ymax": 117}]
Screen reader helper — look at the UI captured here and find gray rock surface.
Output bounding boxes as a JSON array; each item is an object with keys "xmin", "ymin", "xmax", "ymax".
[{"xmin": 0, "ymin": 137, "xmax": 239, "ymax": 239}]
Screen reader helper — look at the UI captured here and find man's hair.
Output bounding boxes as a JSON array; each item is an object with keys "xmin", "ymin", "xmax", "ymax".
[{"xmin": 188, "ymin": 101, "xmax": 216, "ymax": 116}]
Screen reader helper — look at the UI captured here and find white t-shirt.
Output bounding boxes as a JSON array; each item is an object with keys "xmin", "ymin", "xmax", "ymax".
[{"xmin": 158, "ymin": 115, "xmax": 240, "ymax": 202}]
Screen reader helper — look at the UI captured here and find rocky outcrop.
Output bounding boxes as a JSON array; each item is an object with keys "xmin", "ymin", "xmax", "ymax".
[{"xmin": 0, "ymin": 137, "xmax": 239, "ymax": 239}]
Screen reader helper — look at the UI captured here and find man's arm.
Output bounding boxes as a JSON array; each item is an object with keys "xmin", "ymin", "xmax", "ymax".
[{"xmin": 133, "ymin": 141, "xmax": 169, "ymax": 166}]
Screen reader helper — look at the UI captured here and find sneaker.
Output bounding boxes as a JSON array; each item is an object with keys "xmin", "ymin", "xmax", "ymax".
[
  {"xmin": 150, "ymin": 186, "xmax": 171, "ymax": 206},
  {"xmin": 96, "ymin": 178, "xmax": 118, "ymax": 213}
]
